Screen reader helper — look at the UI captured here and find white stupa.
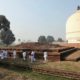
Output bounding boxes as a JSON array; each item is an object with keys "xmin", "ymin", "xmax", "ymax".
[{"xmin": 66, "ymin": 6, "xmax": 80, "ymax": 43}]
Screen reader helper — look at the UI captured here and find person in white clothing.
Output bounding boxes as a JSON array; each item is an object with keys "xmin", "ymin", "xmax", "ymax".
[
  {"xmin": 31, "ymin": 51, "xmax": 35, "ymax": 63},
  {"xmin": 3, "ymin": 50, "xmax": 8, "ymax": 59},
  {"xmin": 0, "ymin": 51, "xmax": 2, "ymax": 59},
  {"xmin": 0, "ymin": 50, "xmax": 4, "ymax": 59},
  {"xmin": 13, "ymin": 50, "xmax": 16, "ymax": 59},
  {"xmin": 22, "ymin": 51, "xmax": 26, "ymax": 60},
  {"xmin": 43, "ymin": 51, "xmax": 48, "ymax": 62},
  {"xmin": 2, "ymin": 50, "xmax": 5, "ymax": 59}
]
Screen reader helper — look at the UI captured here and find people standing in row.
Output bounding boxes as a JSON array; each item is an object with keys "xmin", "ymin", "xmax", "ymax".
[{"xmin": 0, "ymin": 49, "xmax": 48, "ymax": 64}]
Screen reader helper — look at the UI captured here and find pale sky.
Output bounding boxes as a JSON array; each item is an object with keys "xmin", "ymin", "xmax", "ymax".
[{"xmin": 0, "ymin": 0, "xmax": 79, "ymax": 43}]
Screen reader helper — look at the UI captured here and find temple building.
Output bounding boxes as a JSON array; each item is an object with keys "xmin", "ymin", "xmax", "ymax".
[{"xmin": 66, "ymin": 6, "xmax": 80, "ymax": 43}]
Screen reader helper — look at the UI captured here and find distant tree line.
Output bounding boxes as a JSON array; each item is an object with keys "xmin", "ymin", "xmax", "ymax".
[{"xmin": 38, "ymin": 35, "xmax": 64, "ymax": 43}]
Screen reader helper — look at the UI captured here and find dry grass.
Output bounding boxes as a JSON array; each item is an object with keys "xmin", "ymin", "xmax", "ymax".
[
  {"xmin": 0, "ymin": 68, "xmax": 32, "ymax": 80},
  {"xmin": 0, "ymin": 67, "xmax": 72, "ymax": 80},
  {"xmin": 0, "ymin": 60, "xmax": 75, "ymax": 80},
  {"xmin": 35, "ymin": 61, "xmax": 80, "ymax": 72}
]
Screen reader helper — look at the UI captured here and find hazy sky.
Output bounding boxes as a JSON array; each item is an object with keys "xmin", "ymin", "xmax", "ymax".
[{"xmin": 0, "ymin": 0, "xmax": 79, "ymax": 43}]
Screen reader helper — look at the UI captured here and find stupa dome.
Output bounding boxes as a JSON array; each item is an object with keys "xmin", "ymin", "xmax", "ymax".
[{"xmin": 66, "ymin": 7, "xmax": 80, "ymax": 43}]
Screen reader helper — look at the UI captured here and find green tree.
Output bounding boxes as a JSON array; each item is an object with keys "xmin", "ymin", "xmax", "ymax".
[
  {"xmin": 47, "ymin": 36, "xmax": 55, "ymax": 43},
  {"xmin": 38, "ymin": 36, "xmax": 47, "ymax": 43},
  {"xmin": 1, "ymin": 29, "xmax": 15, "ymax": 46},
  {"xmin": 57, "ymin": 38, "xmax": 63, "ymax": 42},
  {"xmin": 0, "ymin": 15, "xmax": 15, "ymax": 46}
]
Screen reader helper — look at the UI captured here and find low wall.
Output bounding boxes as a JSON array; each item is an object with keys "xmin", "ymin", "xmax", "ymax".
[{"xmin": 60, "ymin": 43, "xmax": 80, "ymax": 48}]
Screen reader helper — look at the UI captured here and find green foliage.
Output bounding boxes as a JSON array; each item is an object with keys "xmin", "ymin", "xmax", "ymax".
[
  {"xmin": 38, "ymin": 35, "xmax": 55, "ymax": 43},
  {"xmin": 1, "ymin": 29, "xmax": 15, "ymax": 45},
  {"xmin": 57, "ymin": 37, "xmax": 63, "ymax": 42},
  {"xmin": 0, "ymin": 15, "xmax": 15, "ymax": 45},
  {"xmin": 38, "ymin": 35, "xmax": 47, "ymax": 43},
  {"xmin": 47, "ymin": 36, "xmax": 55, "ymax": 43}
]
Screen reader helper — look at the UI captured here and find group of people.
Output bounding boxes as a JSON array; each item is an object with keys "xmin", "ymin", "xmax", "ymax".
[
  {"xmin": 0, "ymin": 49, "xmax": 48, "ymax": 63},
  {"xmin": 22, "ymin": 50, "xmax": 48, "ymax": 63}
]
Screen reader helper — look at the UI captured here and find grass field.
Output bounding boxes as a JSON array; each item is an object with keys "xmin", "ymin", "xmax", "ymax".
[
  {"xmin": 0, "ymin": 67, "xmax": 73, "ymax": 80},
  {"xmin": 0, "ymin": 59, "xmax": 80, "ymax": 80},
  {"xmin": 35, "ymin": 61, "xmax": 80, "ymax": 72}
]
